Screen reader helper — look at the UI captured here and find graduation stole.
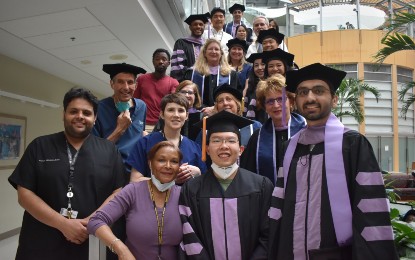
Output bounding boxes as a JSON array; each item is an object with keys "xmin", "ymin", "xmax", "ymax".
[
  {"xmin": 184, "ymin": 36, "xmax": 204, "ymax": 60},
  {"xmin": 191, "ymin": 68, "xmax": 230, "ymax": 99},
  {"xmin": 257, "ymin": 113, "xmax": 305, "ymax": 185},
  {"xmin": 283, "ymin": 113, "xmax": 353, "ymax": 246}
]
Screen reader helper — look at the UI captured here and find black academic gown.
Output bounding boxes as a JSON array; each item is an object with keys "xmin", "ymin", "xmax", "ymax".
[
  {"xmin": 184, "ymin": 70, "xmax": 242, "ymax": 107},
  {"xmin": 179, "ymin": 168, "xmax": 273, "ymax": 260},
  {"xmin": 170, "ymin": 38, "xmax": 200, "ymax": 82},
  {"xmin": 8, "ymin": 132, "xmax": 125, "ymax": 260},
  {"xmin": 268, "ymin": 130, "xmax": 399, "ymax": 260}
]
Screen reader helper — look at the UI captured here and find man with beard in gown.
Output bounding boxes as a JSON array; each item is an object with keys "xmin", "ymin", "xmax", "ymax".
[{"xmin": 268, "ymin": 63, "xmax": 398, "ymax": 260}]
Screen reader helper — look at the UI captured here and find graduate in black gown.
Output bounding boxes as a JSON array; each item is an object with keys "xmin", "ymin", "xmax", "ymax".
[
  {"xmin": 268, "ymin": 63, "xmax": 398, "ymax": 260},
  {"xmin": 170, "ymin": 14, "xmax": 208, "ymax": 82},
  {"xmin": 179, "ymin": 111, "xmax": 273, "ymax": 260}
]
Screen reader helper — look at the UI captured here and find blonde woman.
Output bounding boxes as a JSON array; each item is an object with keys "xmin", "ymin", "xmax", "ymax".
[{"xmin": 185, "ymin": 38, "xmax": 242, "ymax": 116}]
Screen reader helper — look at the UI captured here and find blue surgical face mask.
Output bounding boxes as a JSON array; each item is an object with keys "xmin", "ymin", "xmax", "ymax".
[{"xmin": 115, "ymin": 101, "xmax": 130, "ymax": 113}]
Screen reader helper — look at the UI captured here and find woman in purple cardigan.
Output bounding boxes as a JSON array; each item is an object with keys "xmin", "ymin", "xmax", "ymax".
[{"xmin": 88, "ymin": 141, "xmax": 183, "ymax": 259}]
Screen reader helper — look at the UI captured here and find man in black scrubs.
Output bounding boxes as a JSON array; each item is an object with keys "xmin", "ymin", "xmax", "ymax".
[
  {"xmin": 179, "ymin": 111, "xmax": 273, "ymax": 259},
  {"xmin": 9, "ymin": 88, "xmax": 125, "ymax": 260}
]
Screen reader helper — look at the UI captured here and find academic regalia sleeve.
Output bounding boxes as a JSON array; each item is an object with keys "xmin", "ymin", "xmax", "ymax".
[
  {"xmin": 179, "ymin": 180, "xmax": 212, "ymax": 259},
  {"xmin": 251, "ymin": 176, "xmax": 274, "ymax": 259},
  {"xmin": 171, "ymin": 40, "xmax": 192, "ymax": 82},
  {"xmin": 267, "ymin": 166, "xmax": 286, "ymax": 259},
  {"xmin": 240, "ymin": 129, "xmax": 259, "ymax": 173},
  {"xmin": 344, "ymin": 132, "xmax": 399, "ymax": 260}
]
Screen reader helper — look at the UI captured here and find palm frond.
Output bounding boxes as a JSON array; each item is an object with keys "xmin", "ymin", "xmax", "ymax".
[
  {"xmin": 374, "ymin": 33, "xmax": 415, "ymax": 63},
  {"xmin": 398, "ymin": 82, "xmax": 415, "ymax": 119},
  {"xmin": 384, "ymin": 6, "xmax": 415, "ymax": 36}
]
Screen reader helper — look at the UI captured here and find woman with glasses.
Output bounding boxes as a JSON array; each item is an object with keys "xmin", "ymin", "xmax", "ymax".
[
  {"xmin": 240, "ymin": 75, "xmax": 306, "ymax": 185},
  {"xmin": 88, "ymin": 141, "xmax": 183, "ymax": 259},
  {"xmin": 153, "ymin": 80, "xmax": 203, "ymax": 140},
  {"xmin": 127, "ymin": 93, "xmax": 206, "ymax": 184}
]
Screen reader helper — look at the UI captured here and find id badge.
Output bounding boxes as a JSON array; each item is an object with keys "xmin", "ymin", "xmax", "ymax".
[{"xmin": 60, "ymin": 208, "xmax": 79, "ymax": 219}]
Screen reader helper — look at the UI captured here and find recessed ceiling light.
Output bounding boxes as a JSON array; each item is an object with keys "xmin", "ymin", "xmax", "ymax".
[
  {"xmin": 80, "ymin": 60, "xmax": 92, "ymax": 65},
  {"xmin": 110, "ymin": 54, "xmax": 128, "ymax": 60}
]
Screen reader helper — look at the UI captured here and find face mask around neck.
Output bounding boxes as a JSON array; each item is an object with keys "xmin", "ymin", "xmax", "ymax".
[
  {"xmin": 151, "ymin": 174, "xmax": 175, "ymax": 192},
  {"xmin": 211, "ymin": 162, "xmax": 239, "ymax": 180},
  {"xmin": 115, "ymin": 101, "xmax": 130, "ymax": 113}
]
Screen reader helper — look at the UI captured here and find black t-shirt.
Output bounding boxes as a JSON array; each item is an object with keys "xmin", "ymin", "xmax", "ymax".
[{"xmin": 9, "ymin": 132, "xmax": 125, "ymax": 260}]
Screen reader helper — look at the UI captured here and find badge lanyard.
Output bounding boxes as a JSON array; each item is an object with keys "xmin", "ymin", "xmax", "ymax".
[
  {"xmin": 148, "ymin": 182, "xmax": 170, "ymax": 260},
  {"xmin": 63, "ymin": 141, "xmax": 79, "ymax": 219}
]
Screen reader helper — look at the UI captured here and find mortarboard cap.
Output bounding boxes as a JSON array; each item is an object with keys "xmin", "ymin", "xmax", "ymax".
[
  {"xmin": 257, "ymin": 28, "xmax": 285, "ymax": 44},
  {"xmin": 285, "ymin": 63, "xmax": 347, "ymax": 93},
  {"xmin": 210, "ymin": 7, "xmax": 226, "ymax": 16},
  {"xmin": 246, "ymin": 52, "xmax": 264, "ymax": 63},
  {"xmin": 184, "ymin": 14, "xmax": 209, "ymax": 25},
  {"xmin": 229, "ymin": 3, "xmax": 245, "ymax": 13},
  {"xmin": 213, "ymin": 85, "xmax": 243, "ymax": 102},
  {"xmin": 103, "ymin": 63, "xmax": 146, "ymax": 79},
  {"xmin": 195, "ymin": 110, "xmax": 252, "ymax": 161},
  {"xmin": 226, "ymin": 38, "xmax": 248, "ymax": 53},
  {"xmin": 262, "ymin": 48, "xmax": 295, "ymax": 67},
  {"xmin": 195, "ymin": 110, "xmax": 253, "ymax": 139}
]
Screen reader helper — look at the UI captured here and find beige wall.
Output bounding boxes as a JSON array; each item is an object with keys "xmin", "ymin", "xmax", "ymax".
[
  {"xmin": 0, "ymin": 54, "xmax": 104, "ymax": 235},
  {"xmin": 287, "ymin": 30, "xmax": 415, "ymax": 68}
]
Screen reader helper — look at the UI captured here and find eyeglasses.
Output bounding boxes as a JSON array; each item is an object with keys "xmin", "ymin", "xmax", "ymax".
[
  {"xmin": 265, "ymin": 97, "xmax": 284, "ymax": 106},
  {"xmin": 216, "ymin": 96, "xmax": 235, "ymax": 104},
  {"xmin": 296, "ymin": 86, "xmax": 329, "ymax": 97},
  {"xmin": 209, "ymin": 138, "xmax": 239, "ymax": 145},
  {"xmin": 179, "ymin": 90, "xmax": 195, "ymax": 95}
]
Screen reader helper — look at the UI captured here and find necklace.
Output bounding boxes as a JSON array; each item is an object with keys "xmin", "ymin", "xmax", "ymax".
[{"xmin": 148, "ymin": 181, "xmax": 170, "ymax": 259}]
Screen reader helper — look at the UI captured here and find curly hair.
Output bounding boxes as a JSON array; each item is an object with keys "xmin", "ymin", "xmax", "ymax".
[{"xmin": 256, "ymin": 75, "xmax": 294, "ymax": 110}]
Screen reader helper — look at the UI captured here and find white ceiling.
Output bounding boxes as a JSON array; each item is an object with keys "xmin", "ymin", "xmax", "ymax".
[{"xmin": 0, "ymin": 0, "xmax": 186, "ymax": 96}]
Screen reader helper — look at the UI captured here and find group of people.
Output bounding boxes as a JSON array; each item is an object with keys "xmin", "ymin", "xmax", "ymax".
[{"xmin": 8, "ymin": 3, "xmax": 399, "ymax": 260}]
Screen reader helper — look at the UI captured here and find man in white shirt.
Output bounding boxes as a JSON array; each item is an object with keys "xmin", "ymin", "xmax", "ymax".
[
  {"xmin": 203, "ymin": 7, "xmax": 233, "ymax": 56},
  {"xmin": 247, "ymin": 16, "xmax": 288, "ymax": 58}
]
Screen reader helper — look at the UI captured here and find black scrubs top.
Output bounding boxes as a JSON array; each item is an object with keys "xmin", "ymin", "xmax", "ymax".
[{"xmin": 9, "ymin": 132, "xmax": 125, "ymax": 260}]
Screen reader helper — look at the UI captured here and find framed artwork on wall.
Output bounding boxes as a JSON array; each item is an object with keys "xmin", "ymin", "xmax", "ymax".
[{"xmin": 0, "ymin": 113, "xmax": 26, "ymax": 170}]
